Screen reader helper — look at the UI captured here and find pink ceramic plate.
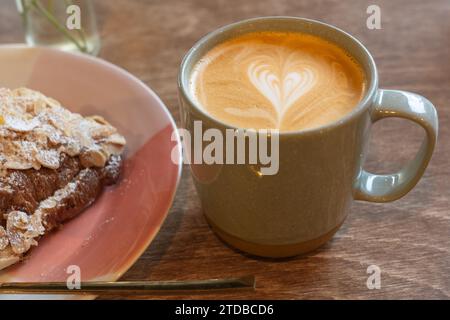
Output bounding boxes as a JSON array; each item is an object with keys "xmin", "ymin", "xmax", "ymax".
[{"xmin": 0, "ymin": 45, "xmax": 182, "ymax": 299}]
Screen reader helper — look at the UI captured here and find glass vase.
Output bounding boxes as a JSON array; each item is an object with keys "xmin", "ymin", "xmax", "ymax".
[{"xmin": 16, "ymin": 0, "xmax": 101, "ymax": 55}]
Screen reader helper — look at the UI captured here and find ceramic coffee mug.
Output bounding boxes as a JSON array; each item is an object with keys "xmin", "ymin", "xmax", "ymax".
[{"xmin": 178, "ymin": 17, "xmax": 438, "ymax": 257}]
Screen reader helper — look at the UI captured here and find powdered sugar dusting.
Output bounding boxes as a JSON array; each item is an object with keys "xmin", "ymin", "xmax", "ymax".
[{"xmin": 0, "ymin": 88, "xmax": 126, "ymax": 172}]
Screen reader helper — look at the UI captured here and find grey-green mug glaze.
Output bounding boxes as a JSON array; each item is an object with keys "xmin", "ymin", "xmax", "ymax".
[{"xmin": 178, "ymin": 17, "xmax": 438, "ymax": 257}]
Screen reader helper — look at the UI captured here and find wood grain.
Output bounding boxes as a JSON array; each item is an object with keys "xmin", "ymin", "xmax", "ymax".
[{"xmin": 0, "ymin": 0, "xmax": 449, "ymax": 299}]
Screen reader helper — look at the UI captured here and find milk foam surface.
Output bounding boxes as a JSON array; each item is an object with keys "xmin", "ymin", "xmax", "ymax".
[{"xmin": 190, "ymin": 31, "xmax": 366, "ymax": 131}]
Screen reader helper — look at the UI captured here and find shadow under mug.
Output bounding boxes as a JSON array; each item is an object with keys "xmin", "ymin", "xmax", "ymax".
[{"xmin": 178, "ymin": 17, "xmax": 438, "ymax": 258}]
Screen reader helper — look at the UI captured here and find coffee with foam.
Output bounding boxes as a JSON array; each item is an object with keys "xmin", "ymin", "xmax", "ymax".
[{"xmin": 190, "ymin": 31, "xmax": 367, "ymax": 132}]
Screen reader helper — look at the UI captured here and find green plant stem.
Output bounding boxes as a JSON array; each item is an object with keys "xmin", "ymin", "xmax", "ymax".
[
  {"xmin": 17, "ymin": 0, "xmax": 29, "ymax": 31},
  {"xmin": 63, "ymin": 0, "xmax": 88, "ymax": 48},
  {"xmin": 30, "ymin": 0, "xmax": 88, "ymax": 53}
]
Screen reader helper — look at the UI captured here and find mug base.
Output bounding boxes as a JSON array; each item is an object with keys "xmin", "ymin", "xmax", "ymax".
[{"xmin": 206, "ymin": 217, "xmax": 343, "ymax": 258}]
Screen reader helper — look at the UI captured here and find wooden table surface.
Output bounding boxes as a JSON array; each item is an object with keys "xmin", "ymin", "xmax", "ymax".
[{"xmin": 0, "ymin": 0, "xmax": 449, "ymax": 299}]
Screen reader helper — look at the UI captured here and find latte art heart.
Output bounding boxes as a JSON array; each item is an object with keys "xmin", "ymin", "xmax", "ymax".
[
  {"xmin": 248, "ymin": 61, "xmax": 316, "ymax": 125},
  {"xmin": 190, "ymin": 31, "xmax": 366, "ymax": 132}
]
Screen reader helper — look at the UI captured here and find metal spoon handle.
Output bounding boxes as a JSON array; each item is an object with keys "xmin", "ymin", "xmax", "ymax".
[{"xmin": 0, "ymin": 276, "xmax": 255, "ymax": 295}]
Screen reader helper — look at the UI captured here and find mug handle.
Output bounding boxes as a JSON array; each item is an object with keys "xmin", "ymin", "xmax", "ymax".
[{"xmin": 354, "ymin": 89, "xmax": 438, "ymax": 202}]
